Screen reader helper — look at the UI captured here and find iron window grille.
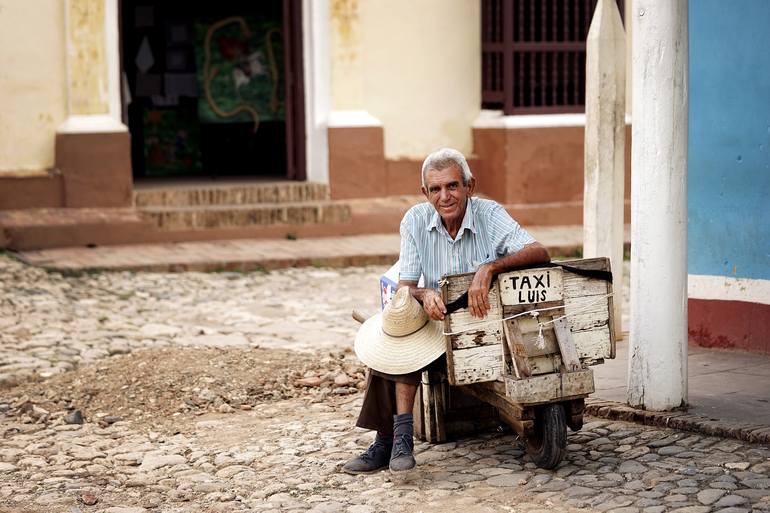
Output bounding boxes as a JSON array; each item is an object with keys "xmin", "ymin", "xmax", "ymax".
[{"xmin": 482, "ymin": 0, "xmax": 624, "ymax": 115}]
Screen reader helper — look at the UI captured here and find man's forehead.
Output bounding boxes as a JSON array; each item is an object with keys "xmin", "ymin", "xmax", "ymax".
[{"xmin": 425, "ymin": 165, "xmax": 463, "ymax": 185}]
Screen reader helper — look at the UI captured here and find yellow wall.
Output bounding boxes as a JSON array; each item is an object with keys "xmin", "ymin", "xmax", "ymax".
[
  {"xmin": 331, "ymin": 0, "xmax": 481, "ymax": 159},
  {"xmin": 0, "ymin": 0, "xmax": 68, "ymax": 173}
]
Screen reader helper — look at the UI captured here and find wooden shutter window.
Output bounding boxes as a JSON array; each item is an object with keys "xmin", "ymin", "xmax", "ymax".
[{"xmin": 482, "ymin": 0, "xmax": 624, "ymax": 115}]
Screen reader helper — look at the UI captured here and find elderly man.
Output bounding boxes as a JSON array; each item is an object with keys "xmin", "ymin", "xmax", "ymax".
[{"xmin": 344, "ymin": 148, "xmax": 550, "ymax": 474}]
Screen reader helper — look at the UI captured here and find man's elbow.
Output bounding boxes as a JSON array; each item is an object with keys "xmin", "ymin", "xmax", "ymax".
[{"xmin": 531, "ymin": 242, "xmax": 551, "ymax": 263}]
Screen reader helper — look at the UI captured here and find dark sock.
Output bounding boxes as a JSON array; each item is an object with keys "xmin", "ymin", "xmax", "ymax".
[{"xmin": 393, "ymin": 413, "xmax": 414, "ymax": 436}]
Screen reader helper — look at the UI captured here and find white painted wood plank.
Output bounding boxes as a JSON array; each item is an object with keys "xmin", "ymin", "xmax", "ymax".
[
  {"xmin": 573, "ymin": 330, "xmax": 611, "ymax": 361},
  {"xmin": 499, "ymin": 268, "xmax": 564, "ymax": 305},
  {"xmin": 504, "ymin": 369, "xmax": 595, "ymax": 405},
  {"xmin": 450, "ymin": 328, "xmax": 503, "ymax": 350},
  {"xmin": 563, "ymin": 273, "xmax": 609, "ymax": 297},
  {"xmin": 554, "ymin": 317, "xmax": 582, "ymax": 372},
  {"xmin": 529, "ymin": 354, "xmax": 561, "ymax": 375},
  {"xmin": 451, "ymin": 345, "xmax": 503, "ymax": 385}
]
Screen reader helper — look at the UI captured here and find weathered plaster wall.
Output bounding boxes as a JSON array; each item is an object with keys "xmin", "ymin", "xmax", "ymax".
[
  {"xmin": 330, "ymin": 0, "xmax": 364, "ymax": 110},
  {"xmin": 66, "ymin": 0, "xmax": 110, "ymax": 116},
  {"xmin": 330, "ymin": 0, "xmax": 480, "ymax": 159},
  {"xmin": 0, "ymin": 0, "xmax": 68, "ymax": 173},
  {"xmin": 687, "ymin": 0, "xmax": 770, "ymax": 354},
  {"xmin": 688, "ymin": 1, "xmax": 770, "ymax": 282}
]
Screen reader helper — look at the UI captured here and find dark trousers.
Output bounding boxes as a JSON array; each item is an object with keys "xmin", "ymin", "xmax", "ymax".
[{"xmin": 355, "ymin": 356, "xmax": 445, "ymax": 435}]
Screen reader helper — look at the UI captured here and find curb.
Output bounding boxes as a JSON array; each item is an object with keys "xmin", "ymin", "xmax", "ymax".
[
  {"xmin": 585, "ymin": 398, "xmax": 770, "ymax": 444},
  {"xmin": 20, "ymin": 253, "xmax": 401, "ymax": 274},
  {"xmin": 19, "ymin": 241, "xmax": 588, "ymax": 274}
]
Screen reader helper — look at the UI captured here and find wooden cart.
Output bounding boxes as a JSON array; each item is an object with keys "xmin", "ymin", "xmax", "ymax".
[{"xmin": 412, "ymin": 257, "xmax": 616, "ymax": 469}]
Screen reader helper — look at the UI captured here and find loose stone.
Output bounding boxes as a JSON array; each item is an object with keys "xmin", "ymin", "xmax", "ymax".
[
  {"xmin": 65, "ymin": 410, "xmax": 84, "ymax": 424},
  {"xmin": 486, "ymin": 472, "xmax": 531, "ymax": 487},
  {"xmin": 139, "ymin": 454, "xmax": 187, "ymax": 471},
  {"xmin": 713, "ymin": 495, "xmax": 749, "ymax": 508}
]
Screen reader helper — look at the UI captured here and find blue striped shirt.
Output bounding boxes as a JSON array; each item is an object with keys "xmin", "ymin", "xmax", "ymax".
[{"xmin": 399, "ymin": 197, "xmax": 537, "ymax": 289}]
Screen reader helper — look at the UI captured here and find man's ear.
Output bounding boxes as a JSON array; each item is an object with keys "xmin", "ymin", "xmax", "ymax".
[
  {"xmin": 466, "ymin": 177, "xmax": 477, "ymax": 195},
  {"xmin": 421, "ymin": 186, "xmax": 429, "ymax": 200}
]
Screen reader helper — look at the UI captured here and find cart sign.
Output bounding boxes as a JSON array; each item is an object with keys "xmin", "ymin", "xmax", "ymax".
[{"xmin": 499, "ymin": 268, "xmax": 564, "ymax": 305}]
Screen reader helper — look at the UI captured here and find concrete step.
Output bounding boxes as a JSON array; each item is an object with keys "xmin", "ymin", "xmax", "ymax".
[
  {"xmin": 0, "ymin": 195, "xmax": 602, "ymax": 251},
  {"xmin": 0, "ymin": 208, "xmax": 155, "ymax": 251},
  {"xmin": 138, "ymin": 201, "xmax": 352, "ymax": 230},
  {"xmin": 133, "ymin": 181, "xmax": 330, "ymax": 207}
]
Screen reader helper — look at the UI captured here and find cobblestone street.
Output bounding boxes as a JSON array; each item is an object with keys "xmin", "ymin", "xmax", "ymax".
[{"xmin": 1, "ymin": 255, "xmax": 769, "ymax": 513}]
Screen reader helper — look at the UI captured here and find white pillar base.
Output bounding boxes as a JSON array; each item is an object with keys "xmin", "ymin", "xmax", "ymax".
[{"xmin": 57, "ymin": 115, "xmax": 127, "ymax": 135}]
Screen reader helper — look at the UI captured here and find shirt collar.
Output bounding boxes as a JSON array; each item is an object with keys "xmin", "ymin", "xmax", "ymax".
[{"xmin": 427, "ymin": 198, "xmax": 477, "ymax": 237}]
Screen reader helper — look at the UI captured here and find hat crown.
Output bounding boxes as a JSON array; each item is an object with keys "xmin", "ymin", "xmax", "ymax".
[{"xmin": 382, "ymin": 287, "xmax": 429, "ymax": 337}]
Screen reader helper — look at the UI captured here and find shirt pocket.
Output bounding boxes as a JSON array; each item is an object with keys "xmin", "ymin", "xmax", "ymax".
[{"xmin": 470, "ymin": 236, "xmax": 494, "ymax": 270}]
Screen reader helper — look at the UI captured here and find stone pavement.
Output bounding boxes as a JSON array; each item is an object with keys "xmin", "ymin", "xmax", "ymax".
[
  {"xmin": 1, "ymin": 254, "xmax": 770, "ymax": 512},
  {"xmin": 15, "ymin": 225, "xmax": 612, "ymax": 272},
  {"xmin": 593, "ymin": 341, "xmax": 770, "ymax": 430},
  {"xmin": 3, "ymin": 392, "xmax": 770, "ymax": 513}
]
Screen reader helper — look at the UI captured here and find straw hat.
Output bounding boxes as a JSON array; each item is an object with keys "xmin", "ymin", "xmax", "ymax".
[{"xmin": 354, "ymin": 287, "xmax": 446, "ymax": 375}]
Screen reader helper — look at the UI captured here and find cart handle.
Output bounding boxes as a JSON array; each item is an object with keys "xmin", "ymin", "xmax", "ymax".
[{"xmin": 352, "ymin": 309, "xmax": 372, "ymax": 324}]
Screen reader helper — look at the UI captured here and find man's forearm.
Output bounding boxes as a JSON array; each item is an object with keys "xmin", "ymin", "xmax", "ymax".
[
  {"xmin": 398, "ymin": 282, "xmax": 438, "ymax": 302},
  {"xmin": 484, "ymin": 242, "xmax": 551, "ymax": 277}
]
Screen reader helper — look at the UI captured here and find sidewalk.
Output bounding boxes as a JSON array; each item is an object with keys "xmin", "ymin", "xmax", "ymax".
[
  {"xmin": 590, "ymin": 339, "xmax": 770, "ymax": 443},
  {"xmin": 15, "ymin": 224, "xmax": 597, "ymax": 272}
]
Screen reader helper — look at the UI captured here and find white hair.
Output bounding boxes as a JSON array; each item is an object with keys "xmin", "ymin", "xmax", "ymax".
[{"xmin": 421, "ymin": 148, "xmax": 474, "ymax": 189}]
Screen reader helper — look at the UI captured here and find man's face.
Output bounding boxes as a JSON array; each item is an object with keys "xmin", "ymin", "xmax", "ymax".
[{"xmin": 422, "ymin": 164, "xmax": 476, "ymax": 226}]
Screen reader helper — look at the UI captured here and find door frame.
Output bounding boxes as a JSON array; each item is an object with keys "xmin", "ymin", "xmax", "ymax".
[
  {"xmin": 116, "ymin": 0, "xmax": 315, "ymax": 181},
  {"xmin": 283, "ymin": 0, "xmax": 306, "ymax": 180}
]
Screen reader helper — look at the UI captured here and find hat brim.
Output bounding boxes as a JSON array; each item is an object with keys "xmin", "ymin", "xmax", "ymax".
[{"xmin": 354, "ymin": 313, "xmax": 447, "ymax": 375}]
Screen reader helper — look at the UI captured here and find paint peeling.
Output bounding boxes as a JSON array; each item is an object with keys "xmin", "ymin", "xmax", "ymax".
[
  {"xmin": 67, "ymin": 0, "xmax": 109, "ymax": 115},
  {"xmin": 330, "ymin": 0, "xmax": 359, "ymax": 44}
]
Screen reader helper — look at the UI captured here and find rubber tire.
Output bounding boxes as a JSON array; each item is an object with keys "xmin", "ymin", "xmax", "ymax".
[{"xmin": 526, "ymin": 403, "xmax": 567, "ymax": 469}]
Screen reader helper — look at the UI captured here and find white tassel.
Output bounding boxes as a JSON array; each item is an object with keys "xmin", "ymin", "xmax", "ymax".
[{"xmin": 530, "ymin": 311, "xmax": 546, "ymax": 350}]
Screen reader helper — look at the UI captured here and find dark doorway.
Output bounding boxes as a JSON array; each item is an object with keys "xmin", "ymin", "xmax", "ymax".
[{"xmin": 120, "ymin": 0, "xmax": 305, "ymax": 180}]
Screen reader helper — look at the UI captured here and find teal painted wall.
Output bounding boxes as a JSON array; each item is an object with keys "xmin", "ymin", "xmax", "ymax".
[{"xmin": 688, "ymin": 1, "xmax": 770, "ymax": 281}]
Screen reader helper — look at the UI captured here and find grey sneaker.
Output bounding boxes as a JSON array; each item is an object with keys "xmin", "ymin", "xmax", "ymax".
[
  {"xmin": 389, "ymin": 413, "xmax": 415, "ymax": 472},
  {"xmin": 342, "ymin": 435, "xmax": 392, "ymax": 474}
]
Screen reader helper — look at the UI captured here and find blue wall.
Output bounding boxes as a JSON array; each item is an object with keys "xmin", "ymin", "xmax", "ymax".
[{"xmin": 688, "ymin": 1, "xmax": 770, "ymax": 281}]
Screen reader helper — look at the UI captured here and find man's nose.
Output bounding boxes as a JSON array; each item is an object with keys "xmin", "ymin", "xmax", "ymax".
[{"xmin": 440, "ymin": 188, "xmax": 451, "ymax": 201}]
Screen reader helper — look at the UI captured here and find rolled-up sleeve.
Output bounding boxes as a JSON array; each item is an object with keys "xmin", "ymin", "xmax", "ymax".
[
  {"xmin": 399, "ymin": 217, "xmax": 422, "ymax": 282},
  {"xmin": 488, "ymin": 203, "xmax": 537, "ymax": 257}
]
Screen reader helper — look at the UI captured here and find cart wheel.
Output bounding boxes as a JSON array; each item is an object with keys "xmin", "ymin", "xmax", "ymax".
[{"xmin": 526, "ymin": 403, "xmax": 567, "ymax": 469}]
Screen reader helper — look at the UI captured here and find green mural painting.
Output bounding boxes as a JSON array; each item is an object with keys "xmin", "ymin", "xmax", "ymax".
[{"xmin": 195, "ymin": 16, "xmax": 284, "ymax": 131}]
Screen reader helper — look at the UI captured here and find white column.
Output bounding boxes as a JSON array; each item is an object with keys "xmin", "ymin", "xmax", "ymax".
[
  {"xmin": 303, "ymin": 0, "xmax": 330, "ymax": 184},
  {"xmin": 583, "ymin": 0, "xmax": 626, "ymax": 339},
  {"xmin": 628, "ymin": 0, "xmax": 688, "ymax": 410}
]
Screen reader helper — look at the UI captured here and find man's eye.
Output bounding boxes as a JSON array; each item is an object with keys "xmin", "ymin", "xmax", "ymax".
[
  {"xmin": 448, "ymin": 183, "xmax": 458, "ymax": 190},
  {"xmin": 429, "ymin": 188, "xmax": 440, "ymax": 194}
]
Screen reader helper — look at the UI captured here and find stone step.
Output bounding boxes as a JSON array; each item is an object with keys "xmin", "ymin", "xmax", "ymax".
[
  {"xmin": 0, "ymin": 208, "xmax": 154, "ymax": 251},
  {"xmin": 133, "ymin": 181, "xmax": 330, "ymax": 207},
  {"xmin": 138, "ymin": 201, "xmax": 352, "ymax": 231}
]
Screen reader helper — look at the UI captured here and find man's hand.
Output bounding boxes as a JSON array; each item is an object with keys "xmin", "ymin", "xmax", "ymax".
[
  {"xmin": 468, "ymin": 263, "xmax": 494, "ymax": 318},
  {"xmin": 422, "ymin": 289, "xmax": 447, "ymax": 321},
  {"xmin": 397, "ymin": 281, "xmax": 447, "ymax": 321},
  {"xmin": 466, "ymin": 243, "xmax": 550, "ymax": 318}
]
